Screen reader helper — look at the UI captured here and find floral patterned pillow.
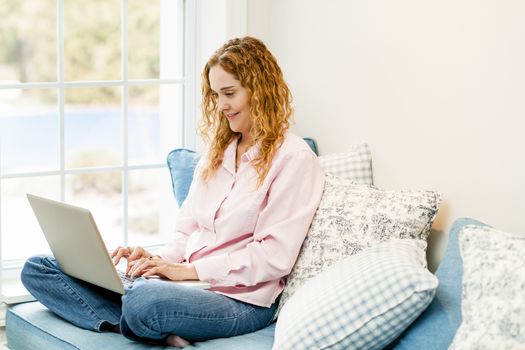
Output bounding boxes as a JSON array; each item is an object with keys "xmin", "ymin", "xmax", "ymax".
[
  {"xmin": 276, "ymin": 174, "xmax": 442, "ymax": 317},
  {"xmin": 448, "ymin": 225, "xmax": 525, "ymax": 349}
]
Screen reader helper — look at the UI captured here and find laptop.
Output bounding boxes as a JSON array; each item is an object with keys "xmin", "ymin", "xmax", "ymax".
[{"xmin": 26, "ymin": 193, "xmax": 210, "ymax": 294}]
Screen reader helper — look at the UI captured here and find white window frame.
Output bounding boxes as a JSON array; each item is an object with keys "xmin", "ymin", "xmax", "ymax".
[{"xmin": 0, "ymin": 0, "xmax": 197, "ymax": 273}]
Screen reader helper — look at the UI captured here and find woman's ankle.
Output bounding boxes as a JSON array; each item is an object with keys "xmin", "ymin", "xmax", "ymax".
[
  {"xmin": 100, "ymin": 321, "xmax": 120, "ymax": 333},
  {"xmin": 165, "ymin": 334, "xmax": 190, "ymax": 348}
]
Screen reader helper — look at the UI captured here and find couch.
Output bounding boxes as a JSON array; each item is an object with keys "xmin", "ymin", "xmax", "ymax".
[{"xmin": 6, "ymin": 140, "xmax": 524, "ymax": 349}]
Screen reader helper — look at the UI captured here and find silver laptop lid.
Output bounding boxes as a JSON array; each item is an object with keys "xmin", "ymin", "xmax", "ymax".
[{"xmin": 27, "ymin": 193, "xmax": 125, "ymax": 294}]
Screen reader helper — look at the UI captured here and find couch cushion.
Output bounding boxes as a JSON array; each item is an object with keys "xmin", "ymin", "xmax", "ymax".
[
  {"xmin": 166, "ymin": 148, "xmax": 201, "ymax": 207},
  {"xmin": 7, "ymin": 301, "xmax": 275, "ymax": 350},
  {"xmin": 388, "ymin": 217, "xmax": 490, "ymax": 350},
  {"xmin": 302, "ymin": 137, "xmax": 318, "ymax": 156},
  {"xmin": 273, "ymin": 239, "xmax": 438, "ymax": 350},
  {"xmin": 276, "ymin": 174, "xmax": 441, "ymax": 316}
]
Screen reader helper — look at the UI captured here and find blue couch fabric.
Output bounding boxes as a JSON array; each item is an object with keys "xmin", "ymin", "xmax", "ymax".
[{"xmin": 6, "ymin": 302, "xmax": 275, "ymax": 350}]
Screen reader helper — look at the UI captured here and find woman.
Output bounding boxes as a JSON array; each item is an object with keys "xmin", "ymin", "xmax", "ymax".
[{"xmin": 21, "ymin": 36, "xmax": 324, "ymax": 347}]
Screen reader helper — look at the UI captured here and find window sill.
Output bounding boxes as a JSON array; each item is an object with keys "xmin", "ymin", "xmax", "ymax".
[
  {"xmin": 1, "ymin": 281, "xmax": 34, "ymax": 305},
  {"xmin": 1, "ymin": 267, "xmax": 35, "ymax": 305},
  {"xmin": 0, "ymin": 275, "xmax": 35, "ymax": 327}
]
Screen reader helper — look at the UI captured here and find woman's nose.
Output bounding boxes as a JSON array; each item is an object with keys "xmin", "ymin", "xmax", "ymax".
[{"xmin": 218, "ymin": 98, "xmax": 229, "ymax": 112}]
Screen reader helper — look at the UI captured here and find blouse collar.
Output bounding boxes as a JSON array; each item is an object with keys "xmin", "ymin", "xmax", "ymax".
[{"xmin": 222, "ymin": 136, "xmax": 260, "ymax": 175}]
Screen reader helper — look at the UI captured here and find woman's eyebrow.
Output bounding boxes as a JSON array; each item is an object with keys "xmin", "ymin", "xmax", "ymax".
[{"xmin": 210, "ymin": 85, "xmax": 237, "ymax": 94}]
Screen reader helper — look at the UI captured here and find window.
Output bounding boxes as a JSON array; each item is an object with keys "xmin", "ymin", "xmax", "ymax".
[{"xmin": 0, "ymin": 0, "xmax": 194, "ymax": 266}]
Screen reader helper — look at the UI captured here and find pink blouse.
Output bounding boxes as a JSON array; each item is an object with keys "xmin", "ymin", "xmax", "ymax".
[{"xmin": 158, "ymin": 133, "xmax": 325, "ymax": 307}]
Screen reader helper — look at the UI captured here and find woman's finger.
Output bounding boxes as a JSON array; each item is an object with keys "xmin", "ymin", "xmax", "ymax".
[
  {"xmin": 129, "ymin": 257, "xmax": 153, "ymax": 278},
  {"xmin": 112, "ymin": 246, "xmax": 130, "ymax": 265},
  {"xmin": 127, "ymin": 247, "xmax": 139, "ymax": 260},
  {"xmin": 141, "ymin": 266, "xmax": 160, "ymax": 278},
  {"xmin": 110, "ymin": 246, "xmax": 122, "ymax": 258},
  {"xmin": 125, "ymin": 247, "xmax": 145, "ymax": 273},
  {"xmin": 142, "ymin": 261, "xmax": 185, "ymax": 281},
  {"xmin": 128, "ymin": 246, "xmax": 151, "ymax": 262}
]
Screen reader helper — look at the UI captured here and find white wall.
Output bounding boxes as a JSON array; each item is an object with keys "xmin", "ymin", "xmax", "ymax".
[
  {"xmin": 192, "ymin": 0, "xmax": 248, "ymax": 150},
  {"xmin": 247, "ymin": 0, "xmax": 525, "ymax": 267}
]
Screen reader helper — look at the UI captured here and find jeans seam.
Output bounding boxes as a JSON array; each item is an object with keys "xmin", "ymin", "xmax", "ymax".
[
  {"xmin": 136, "ymin": 306, "xmax": 259, "ymax": 339},
  {"xmin": 147, "ymin": 303, "xmax": 257, "ymax": 324},
  {"xmin": 144, "ymin": 303, "xmax": 266, "ymax": 340},
  {"xmin": 40, "ymin": 258, "xmax": 108, "ymax": 330}
]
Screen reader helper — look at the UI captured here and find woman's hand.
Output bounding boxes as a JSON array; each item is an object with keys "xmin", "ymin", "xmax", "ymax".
[
  {"xmin": 110, "ymin": 246, "xmax": 153, "ymax": 275},
  {"xmin": 127, "ymin": 256, "xmax": 199, "ymax": 281}
]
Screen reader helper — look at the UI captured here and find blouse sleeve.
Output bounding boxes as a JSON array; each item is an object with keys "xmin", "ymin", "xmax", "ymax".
[{"xmin": 192, "ymin": 149, "xmax": 325, "ymax": 287}]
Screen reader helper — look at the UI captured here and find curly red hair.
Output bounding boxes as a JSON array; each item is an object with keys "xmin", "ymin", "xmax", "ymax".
[{"xmin": 199, "ymin": 36, "xmax": 293, "ymax": 186}]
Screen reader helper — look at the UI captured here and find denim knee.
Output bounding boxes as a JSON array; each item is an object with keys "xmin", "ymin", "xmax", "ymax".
[
  {"xmin": 21, "ymin": 255, "xmax": 52, "ymax": 290},
  {"xmin": 121, "ymin": 279, "xmax": 167, "ymax": 341}
]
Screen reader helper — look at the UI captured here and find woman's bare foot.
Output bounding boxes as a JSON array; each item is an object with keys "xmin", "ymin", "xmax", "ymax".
[
  {"xmin": 165, "ymin": 335, "xmax": 191, "ymax": 348},
  {"xmin": 101, "ymin": 322, "xmax": 120, "ymax": 333}
]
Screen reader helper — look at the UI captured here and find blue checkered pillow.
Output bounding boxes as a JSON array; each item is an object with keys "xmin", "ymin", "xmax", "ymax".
[
  {"xmin": 318, "ymin": 142, "xmax": 373, "ymax": 185},
  {"xmin": 273, "ymin": 239, "xmax": 438, "ymax": 350}
]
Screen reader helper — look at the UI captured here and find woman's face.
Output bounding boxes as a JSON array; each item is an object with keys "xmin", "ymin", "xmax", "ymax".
[{"xmin": 208, "ymin": 65, "xmax": 252, "ymax": 140}]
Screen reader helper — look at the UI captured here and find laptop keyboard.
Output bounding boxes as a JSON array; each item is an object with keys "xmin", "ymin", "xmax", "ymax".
[{"xmin": 118, "ymin": 270, "xmax": 137, "ymax": 287}]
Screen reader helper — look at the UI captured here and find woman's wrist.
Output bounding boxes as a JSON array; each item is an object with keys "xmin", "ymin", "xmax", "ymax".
[{"xmin": 186, "ymin": 263, "xmax": 199, "ymax": 280}]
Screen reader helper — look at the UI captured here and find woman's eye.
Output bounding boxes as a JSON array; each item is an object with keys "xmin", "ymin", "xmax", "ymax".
[{"xmin": 225, "ymin": 92, "xmax": 234, "ymax": 97}]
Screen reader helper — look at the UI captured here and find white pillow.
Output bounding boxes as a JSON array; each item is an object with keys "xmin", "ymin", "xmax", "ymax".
[
  {"xmin": 273, "ymin": 239, "xmax": 438, "ymax": 350},
  {"xmin": 318, "ymin": 142, "xmax": 373, "ymax": 185},
  {"xmin": 449, "ymin": 225, "xmax": 525, "ymax": 349},
  {"xmin": 276, "ymin": 174, "xmax": 441, "ymax": 316}
]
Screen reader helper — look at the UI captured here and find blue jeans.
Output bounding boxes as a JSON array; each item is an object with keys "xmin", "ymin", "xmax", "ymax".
[{"xmin": 21, "ymin": 255, "xmax": 277, "ymax": 344}]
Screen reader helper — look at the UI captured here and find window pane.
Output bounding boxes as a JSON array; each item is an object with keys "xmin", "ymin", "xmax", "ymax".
[
  {"xmin": 0, "ymin": 89, "xmax": 59, "ymax": 174},
  {"xmin": 128, "ymin": 0, "xmax": 160, "ymax": 79},
  {"xmin": 128, "ymin": 85, "xmax": 160, "ymax": 164},
  {"xmin": 128, "ymin": 168, "xmax": 177, "ymax": 247},
  {"xmin": 64, "ymin": 0, "xmax": 120, "ymax": 81},
  {"xmin": 159, "ymin": 0, "xmax": 184, "ymax": 79},
  {"xmin": 1, "ymin": 176, "xmax": 60, "ymax": 260},
  {"xmin": 159, "ymin": 84, "xmax": 184, "ymax": 157},
  {"xmin": 128, "ymin": 85, "xmax": 182, "ymax": 165},
  {"xmin": 0, "ymin": 0, "xmax": 57, "ymax": 83},
  {"xmin": 128, "ymin": 0, "xmax": 183, "ymax": 79},
  {"xmin": 66, "ymin": 171, "xmax": 123, "ymax": 250},
  {"xmin": 65, "ymin": 87, "xmax": 122, "ymax": 168}
]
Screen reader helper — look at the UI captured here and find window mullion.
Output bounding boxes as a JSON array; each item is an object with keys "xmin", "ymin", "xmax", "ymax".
[
  {"xmin": 121, "ymin": 0, "xmax": 129, "ymax": 247},
  {"xmin": 58, "ymin": 0, "xmax": 66, "ymax": 202},
  {"xmin": 0, "ymin": 86, "xmax": 2, "ymax": 276},
  {"xmin": 183, "ymin": 0, "xmax": 197, "ymax": 149},
  {"xmin": 0, "ymin": 80, "xmax": 184, "ymax": 91}
]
